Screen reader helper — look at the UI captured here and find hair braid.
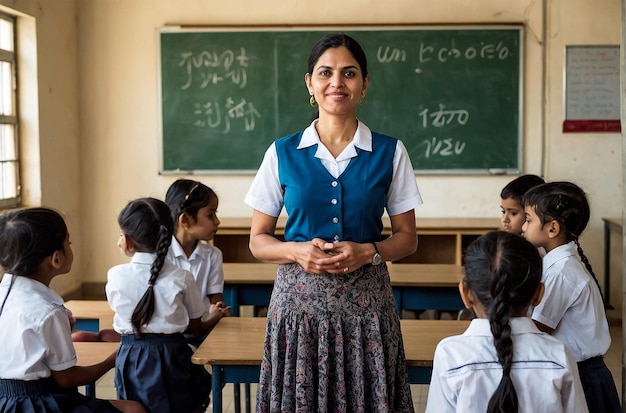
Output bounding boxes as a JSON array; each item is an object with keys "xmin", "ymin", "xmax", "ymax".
[
  {"xmin": 120, "ymin": 198, "xmax": 173, "ymax": 334},
  {"xmin": 465, "ymin": 232, "xmax": 541, "ymax": 413},
  {"xmin": 487, "ymin": 268, "xmax": 518, "ymax": 413},
  {"xmin": 573, "ymin": 236, "xmax": 605, "ymax": 308}
]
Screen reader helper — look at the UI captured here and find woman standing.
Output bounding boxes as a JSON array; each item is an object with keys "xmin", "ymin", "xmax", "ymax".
[{"xmin": 245, "ymin": 33, "xmax": 422, "ymax": 412}]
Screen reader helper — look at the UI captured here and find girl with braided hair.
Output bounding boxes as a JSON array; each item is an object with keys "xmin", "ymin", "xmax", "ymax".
[
  {"xmin": 106, "ymin": 198, "xmax": 228, "ymax": 413},
  {"xmin": 426, "ymin": 231, "xmax": 587, "ymax": 412},
  {"xmin": 522, "ymin": 181, "xmax": 621, "ymax": 412}
]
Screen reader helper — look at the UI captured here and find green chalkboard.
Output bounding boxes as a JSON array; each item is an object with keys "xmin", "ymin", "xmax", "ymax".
[{"xmin": 159, "ymin": 26, "xmax": 522, "ymax": 173}]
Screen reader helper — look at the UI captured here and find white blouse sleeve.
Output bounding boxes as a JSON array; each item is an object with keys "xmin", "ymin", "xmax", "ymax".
[
  {"xmin": 244, "ymin": 143, "xmax": 284, "ymax": 217},
  {"xmin": 386, "ymin": 140, "xmax": 423, "ymax": 216}
]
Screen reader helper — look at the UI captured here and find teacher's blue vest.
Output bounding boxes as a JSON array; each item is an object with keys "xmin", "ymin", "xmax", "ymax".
[{"xmin": 275, "ymin": 131, "xmax": 396, "ymax": 243}]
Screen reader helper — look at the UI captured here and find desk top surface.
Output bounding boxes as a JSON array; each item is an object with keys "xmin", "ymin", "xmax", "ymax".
[
  {"xmin": 65, "ymin": 300, "xmax": 112, "ymax": 317},
  {"xmin": 603, "ymin": 217, "xmax": 622, "ymax": 229},
  {"xmin": 218, "ymin": 217, "xmax": 499, "ymax": 232},
  {"xmin": 74, "ymin": 342, "xmax": 119, "ymax": 366},
  {"xmin": 222, "ymin": 263, "xmax": 463, "ymax": 286},
  {"xmin": 192, "ymin": 317, "xmax": 469, "ymax": 367}
]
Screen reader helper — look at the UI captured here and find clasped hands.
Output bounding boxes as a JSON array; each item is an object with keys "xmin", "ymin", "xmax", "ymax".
[{"xmin": 300, "ymin": 238, "xmax": 360, "ymax": 275}]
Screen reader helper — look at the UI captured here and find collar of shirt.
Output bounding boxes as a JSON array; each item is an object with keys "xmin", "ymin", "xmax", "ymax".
[
  {"xmin": 130, "ymin": 251, "xmax": 157, "ymax": 265},
  {"xmin": 1, "ymin": 273, "xmax": 64, "ymax": 306},
  {"xmin": 169, "ymin": 236, "xmax": 204, "ymax": 262},
  {"xmin": 298, "ymin": 119, "xmax": 372, "ymax": 160},
  {"xmin": 543, "ymin": 241, "xmax": 577, "ymax": 272},
  {"xmin": 464, "ymin": 317, "xmax": 542, "ymax": 336}
]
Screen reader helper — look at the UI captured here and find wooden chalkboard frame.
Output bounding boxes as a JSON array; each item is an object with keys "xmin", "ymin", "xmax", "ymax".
[{"xmin": 158, "ymin": 24, "xmax": 524, "ymax": 174}]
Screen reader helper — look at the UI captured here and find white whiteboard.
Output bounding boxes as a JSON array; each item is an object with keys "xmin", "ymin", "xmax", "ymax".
[{"xmin": 565, "ymin": 45, "xmax": 620, "ymax": 120}]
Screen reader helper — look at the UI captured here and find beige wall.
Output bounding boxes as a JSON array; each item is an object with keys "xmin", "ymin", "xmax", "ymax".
[{"xmin": 0, "ymin": 0, "xmax": 621, "ymax": 308}]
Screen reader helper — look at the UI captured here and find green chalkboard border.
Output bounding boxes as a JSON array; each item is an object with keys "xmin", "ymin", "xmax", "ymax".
[{"xmin": 157, "ymin": 24, "xmax": 524, "ymax": 175}]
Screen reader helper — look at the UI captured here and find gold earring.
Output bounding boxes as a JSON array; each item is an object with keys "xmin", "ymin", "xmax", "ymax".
[
  {"xmin": 359, "ymin": 95, "xmax": 366, "ymax": 106},
  {"xmin": 309, "ymin": 95, "xmax": 317, "ymax": 107}
]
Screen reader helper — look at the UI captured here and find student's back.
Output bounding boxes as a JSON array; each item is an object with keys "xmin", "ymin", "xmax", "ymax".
[
  {"xmin": 428, "ymin": 318, "xmax": 586, "ymax": 412},
  {"xmin": 426, "ymin": 231, "xmax": 587, "ymax": 413}
]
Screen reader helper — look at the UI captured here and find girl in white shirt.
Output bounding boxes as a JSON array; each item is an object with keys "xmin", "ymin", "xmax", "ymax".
[
  {"xmin": 0, "ymin": 207, "xmax": 144, "ymax": 413},
  {"xmin": 164, "ymin": 179, "xmax": 230, "ymax": 316},
  {"xmin": 426, "ymin": 231, "xmax": 587, "ymax": 413},
  {"xmin": 522, "ymin": 181, "xmax": 621, "ymax": 413},
  {"xmin": 106, "ymin": 198, "xmax": 228, "ymax": 413}
]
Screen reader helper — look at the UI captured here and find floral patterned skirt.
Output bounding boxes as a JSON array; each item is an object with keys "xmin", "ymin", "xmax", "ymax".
[{"xmin": 256, "ymin": 263, "xmax": 415, "ymax": 413}]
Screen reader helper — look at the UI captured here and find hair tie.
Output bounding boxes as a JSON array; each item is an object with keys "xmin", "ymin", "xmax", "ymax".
[{"xmin": 148, "ymin": 283, "xmax": 154, "ymax": 288}]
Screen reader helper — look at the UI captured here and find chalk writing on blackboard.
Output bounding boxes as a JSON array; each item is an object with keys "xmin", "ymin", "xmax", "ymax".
[{"xmin": 159, "ymin": 27, "xmax": 522, "ymax": 172}]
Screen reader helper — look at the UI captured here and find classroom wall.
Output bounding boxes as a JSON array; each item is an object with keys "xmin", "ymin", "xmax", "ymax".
[
  {"xmin": 0, "ymin": 0, "xmax": 82, "ymax": 295},
  {"xmin": 0, "ymin": 0, "xmax": 621, "ymax": 309}
]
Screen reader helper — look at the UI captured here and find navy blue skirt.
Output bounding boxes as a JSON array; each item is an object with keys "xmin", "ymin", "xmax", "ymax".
[
  {"xmin": 0, "ymin": 377, "xmax": 119, "ymax": 413},
  {"xmin": 115, "ymin": 333, "xmax": 210, "ymax": 413},
  {"xmin": 578, "ymin": 355, "xmax": 622, "ymax": 413}
]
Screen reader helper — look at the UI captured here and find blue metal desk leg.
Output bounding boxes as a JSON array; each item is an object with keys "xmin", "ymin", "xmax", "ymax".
[
  {"xmin": 212, "ymin": 366, "xmax": 223, "ymax": 413},
  {"xmin": 233, "ymin": 383, "xmax": 240, "ymax": 413},
  {"xmin": 245, "ymin": 383, "xmax": 251, "ymax": 413}
]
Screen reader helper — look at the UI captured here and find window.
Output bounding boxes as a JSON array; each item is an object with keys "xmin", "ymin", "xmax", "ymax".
[{"xmin": 0, "ymin": 13, "xmax": 18, "ymax": 208}]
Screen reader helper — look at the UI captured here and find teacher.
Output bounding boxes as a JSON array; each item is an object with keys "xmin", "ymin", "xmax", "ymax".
[{"xmin": 244, "ymin": 33, "xmax": 423, "ymax": 412}]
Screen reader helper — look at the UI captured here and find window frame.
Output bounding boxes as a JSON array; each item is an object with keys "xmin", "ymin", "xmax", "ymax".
[{"xmin": 0, "ymin": 12, "xmax": 19, "ymax": 209}]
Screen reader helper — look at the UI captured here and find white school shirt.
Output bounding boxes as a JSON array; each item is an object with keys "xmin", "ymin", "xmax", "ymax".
[
  {"xmin": 244, "ymin": 119, "xmax": 422, "ymax": 217},
  {"xmin": 425, "ymin": 318, "xmax": 588, "ymax": 413},
  {"xmin": 532, "ymin": 241, "xmax": 610, "ymax": 361},
  {"xmin": 0, "ymin": 274, "xmax": 76, "ymax": 380},
  {"xmin": 167, "ymin": 237, "xmax": 225, "ymax": 311},
  {"xmin": 106, "ymin": 252, "xmax": 205, "ymax": 334}
]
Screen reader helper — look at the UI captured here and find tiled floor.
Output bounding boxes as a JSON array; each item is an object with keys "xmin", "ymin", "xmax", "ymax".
[{"xmin": 86, "ymin": 316, "xmax": 624, "ymax": 413}]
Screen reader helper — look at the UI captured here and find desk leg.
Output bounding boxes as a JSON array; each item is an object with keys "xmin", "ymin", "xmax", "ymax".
[
  {"xmin": 245, "ymin": 383, "xmax": 251, "ymax": 413},
  {"xmin": 85, "ymin": 382, "xmax": 96, "ymax": 397},
  {"xmin": 233, "ymin": 383, "xmax": 240, "ymax": 413},
  {"xmin": 604, "ymin": 222, "xmax": 614, "ymax": 309},
  {"xmin": 212, "ymin": 366, "xmax": 223, "ymax": 413}
]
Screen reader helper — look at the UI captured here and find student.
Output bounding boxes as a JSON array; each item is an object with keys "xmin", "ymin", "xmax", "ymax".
[
  {"xmin": 500, "ymin": 174, "xmax": 545, "ymax": 234},
  {"xmin": 522, "ymin": 181, "xmax": 621, "ymax": 413},
  {"xmin": 106, "ymin": 197, "xmax": 229, "ymax": 413},
  {"xmin": 164, "ymin": 179, "xmax": 230, "ymax": 316},
  {"xmin": 0, "ymin": 207, "xmax": 145, "ymax": 413},
  {"xmin": 426, "ymin": 231, "xmax": 588, "ymax": 413}
]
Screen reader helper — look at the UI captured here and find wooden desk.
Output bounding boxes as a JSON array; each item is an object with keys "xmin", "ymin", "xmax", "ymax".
[
  {"xmin": 65, "ymin": 300, "xmax": 114, "ymax": 332},
  {"xmin": 222, "ymin": 263, "xmax": 464, "ymax": 316},
  {"xmin": 602, "ymin": 218, "xmax": 621, "ymax": 309},
  {"xmin": 215, "ymin": 217, "xmax": 498, "ymax": 265},
  {"xmin": 192, "ymin": 317, "xmax": 469, "ymax": 413},
  {"xmin": 75, "ymin": 341, "xmax": 119, "ymax": 397}
]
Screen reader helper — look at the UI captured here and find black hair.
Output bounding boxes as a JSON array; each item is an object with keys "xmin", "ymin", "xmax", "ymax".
[
  {"xmin": 0, "ymin": 207, "xmax": 68, "ymax": 277},
  {"xmin": 463, "ymin": 231, "xmax": 542, "ymax": 413},
  {"xmin": 307, "ymin": 33, "xmax": 368, "ymax": 79},
  {"xmin": 0, "ymin": 207, "xmax": 69, "ymax": 317},
  {"xmin": 164, "ymin": 179, "xmax": 217, "ymax": 231},
  {"xmin": 117, "ymin": 197, "xmax": 173, "ymax": 334},
  {"xmin": 522, "ymin": 181, "xmax": 604, "ymax": 305},
  {"xmin": 307, "ymin": 33, "xmax": 368, "ymax": 122},
  {"xmin": 500, "ymin": 174, "xmax": 545, "ymax": 203}
]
